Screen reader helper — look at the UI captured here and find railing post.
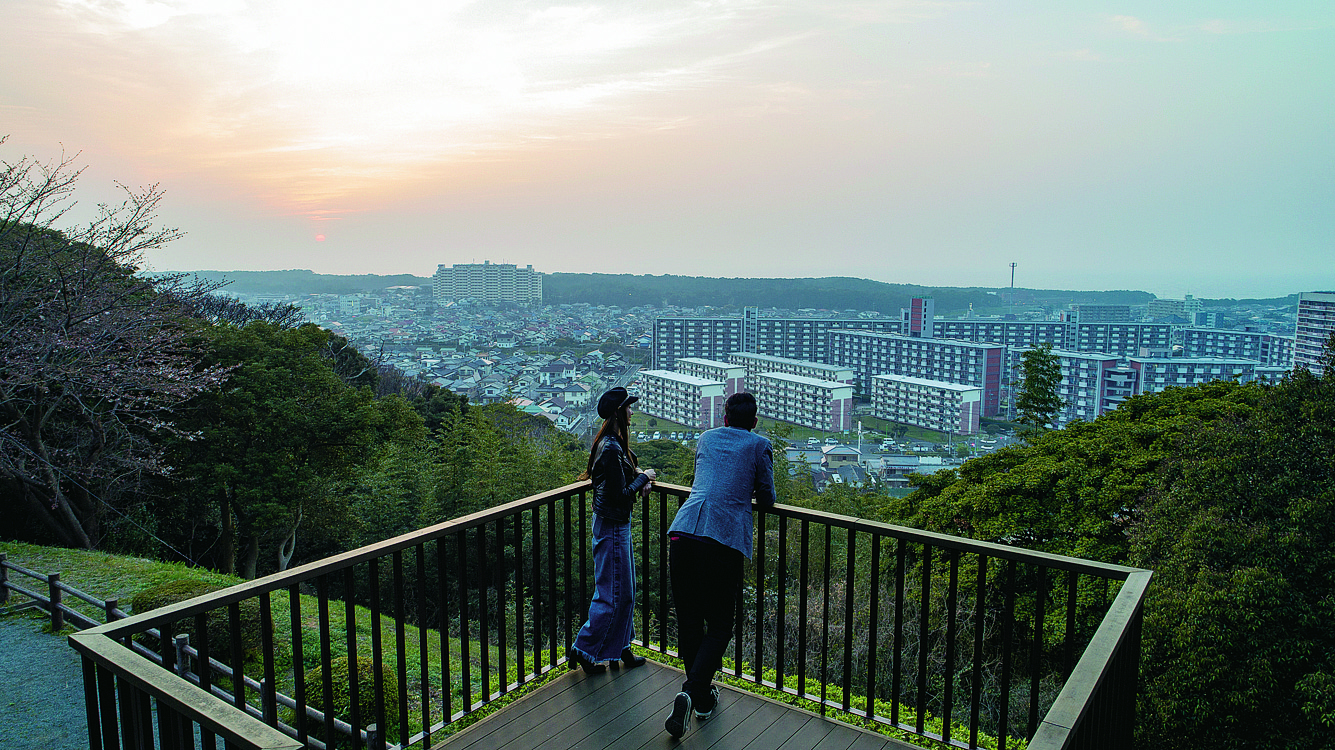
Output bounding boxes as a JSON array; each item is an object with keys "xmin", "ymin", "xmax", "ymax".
[
  {"xmin": 261, "ymin": 678, "xmax": 276, "ymax": 724},
  {"xmin": 49, "ymin": 572, "xmax": 64, "ymax": 631},
  {"xmin": 0, "ymin": 553, "xmax": 8, "ymax": 605},
  {"xmin": 105, "ymin": 598, "xmax": 119, "ymax": 622},
  {"xmin": 174, "ymin": 634, "xmax": 190, "ymax": 677}
]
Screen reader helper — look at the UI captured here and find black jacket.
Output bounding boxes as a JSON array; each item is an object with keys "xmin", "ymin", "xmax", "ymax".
[{"xmin": 590, "ymin": 435, "xmax": 649, "ymax": 523}]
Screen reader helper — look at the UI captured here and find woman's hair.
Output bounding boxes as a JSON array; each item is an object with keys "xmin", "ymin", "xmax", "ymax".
[{"xmin": 579, "ymin": 407, "xmax": 637, "ymax": 480}]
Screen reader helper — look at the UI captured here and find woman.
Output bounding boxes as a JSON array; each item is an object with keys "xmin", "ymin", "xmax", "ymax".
[{"xmin": 568, "ymin": 386, "xmax": 656, "ymax": 672}]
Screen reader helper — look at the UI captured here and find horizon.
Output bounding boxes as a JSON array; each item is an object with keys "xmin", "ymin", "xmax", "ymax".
[
  {"xmin": 186, "ymin": 267, "xmax": 1309, "ymax": 304},
  {"xmin": 4, "ymin": 1, "xmax": 1332, "ymax": 301}
]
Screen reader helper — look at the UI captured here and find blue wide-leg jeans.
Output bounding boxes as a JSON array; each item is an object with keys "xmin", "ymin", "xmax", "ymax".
[{"xmin": 572, "ymin": 515, "xmax": 635, "ymax": 663}]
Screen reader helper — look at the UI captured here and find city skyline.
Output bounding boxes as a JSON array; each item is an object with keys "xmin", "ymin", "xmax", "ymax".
[{"xmin": 3, "ymin": 1, "xmax": 1332, "ymax": 300}]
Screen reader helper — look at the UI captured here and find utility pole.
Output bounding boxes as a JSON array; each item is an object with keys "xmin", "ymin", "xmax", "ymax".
[{"xmin": 1010, "ymin": 262, "xmax": 1017, "ymax": 292}]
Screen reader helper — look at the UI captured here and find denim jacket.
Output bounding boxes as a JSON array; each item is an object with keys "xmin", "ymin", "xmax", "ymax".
[
  {"xmin": 668, "ymin": 426, "xmax": 776, "ymax": 558},
  {"xmin": 590, "ymin": 435, "xmax": 649, "ymax": 523}
]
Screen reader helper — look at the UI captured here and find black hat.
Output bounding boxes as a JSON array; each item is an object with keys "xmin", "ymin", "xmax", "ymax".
[{"xmin": 597, "ymin": 386, "xmax": 638, "ymax": 420}]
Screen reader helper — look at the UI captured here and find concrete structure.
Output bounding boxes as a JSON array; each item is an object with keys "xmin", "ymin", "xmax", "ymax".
[
  {"xmin": 729, "ymin": 352, "xmax": 854, "ymax": 385},
  {"xmin": 674, "ymin": 358, "xmax": 746, "ymax": 395},
  {"xmin": 1067, "ymin": 304, "xmax": 1134, "ymax": 324},
  {"xmin": 1295, "ymin": 291, "xmax": 1335, "ymax": 374},
  {"xmin": 906, "ymin": 297, "xmax": 934, "ymax": 337},
  {"xmin": 1128, "ymin": 357, "xmax": 1258, "ymax": 396},
  {"xmin": 827, "ymin": 329, "xmax": 1005, "ymax": 416},
  {"xmin": 637, "ymin": 370, "xmax": 727, "ymax": 430},
  {"xmin": 750, "ymin": 372, "xmax": 854, "ymax": 432},
  {"xmin": 433, "ymin": 262, "xmax": 542, "ymax": 304},
  {"xmin": 1146, "ymin": 295, "xmax": 1203, "ymax": 321},
  {"xmin": 1181, "ymin": 328, "xmax": 1294, "ymax": 368},
  {"xmin": 651, "ymin": 309, "xmax": 898, "ymax": 370},
  {"xmin": 1048, "ymin": 350, "xmax": 1122, "ymax": 428},
  {"xmin": 871, "ymin": 374, "xmax": 981, "ymax": 435}
]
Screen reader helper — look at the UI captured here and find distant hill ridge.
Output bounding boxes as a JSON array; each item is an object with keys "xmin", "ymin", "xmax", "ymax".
[{"xmin": 182, "ymin": 269, "xmax": 1294, "ymax": 313}]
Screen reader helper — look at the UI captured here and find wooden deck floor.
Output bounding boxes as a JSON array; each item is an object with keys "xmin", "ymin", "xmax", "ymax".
[{"xmin": 432, "ymin": 661, "xmax": 919, "ymax": 750}]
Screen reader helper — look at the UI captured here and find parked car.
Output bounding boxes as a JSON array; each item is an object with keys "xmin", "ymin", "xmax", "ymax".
[{"xmin": 825, "ymin": 437, "xmax": 839, "ymax": 445}]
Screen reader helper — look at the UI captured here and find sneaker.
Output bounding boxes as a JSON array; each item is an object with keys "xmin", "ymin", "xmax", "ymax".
[
  {"xmin": 664, "ymin": 692, "xmax": 692, "ymax": 738},
  {"xmin": 694, "ymin": 685, "xmax": 720, "ymax": 720}
]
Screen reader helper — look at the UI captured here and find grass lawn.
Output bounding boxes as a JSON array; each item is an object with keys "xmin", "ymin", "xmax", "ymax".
[{"xmin": 0, "ymin": 541, "xmax": 564, "ymax": 743}]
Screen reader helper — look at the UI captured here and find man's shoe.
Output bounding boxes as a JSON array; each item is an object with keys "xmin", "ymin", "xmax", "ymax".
[
  {"xmin": 567, "ymin": 648, "xmax": 606, "ymax": 673},
  {"xmin": 694, "ymin": 685, "xmax": 720, "ymax": 720},
  {"xmin": 664, "ymin": 692, "xmax": 692, "ymax": 738},
  {"xmin": 621, "ymin": 647, "xmax": 646, "ymax": 668}
]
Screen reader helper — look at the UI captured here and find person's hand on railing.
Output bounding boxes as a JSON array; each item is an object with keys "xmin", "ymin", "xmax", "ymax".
[{"xmin": 640, "ymin": 468, "xmax": 657, "ymax": 497}]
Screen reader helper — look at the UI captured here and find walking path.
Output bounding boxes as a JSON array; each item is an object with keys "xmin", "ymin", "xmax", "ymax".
[{"xmin": 0, "ymin": 613, "xmax": 87, "ymax": 750}]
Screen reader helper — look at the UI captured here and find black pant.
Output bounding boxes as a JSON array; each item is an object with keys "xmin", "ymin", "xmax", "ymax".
[{"xmin": 670, "ymin": 536, "xmax": 743, "ymax": 704}]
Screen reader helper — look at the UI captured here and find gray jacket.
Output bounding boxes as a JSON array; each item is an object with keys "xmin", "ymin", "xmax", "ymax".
[{"xmin": 668, "ymin": 426, "xmax": 776, "ymax": 558}]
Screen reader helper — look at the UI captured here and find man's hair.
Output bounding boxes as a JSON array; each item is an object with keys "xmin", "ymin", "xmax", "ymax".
[{"xmin": 725, "ymin": 391, "xmax": 758, "ymax": 430}]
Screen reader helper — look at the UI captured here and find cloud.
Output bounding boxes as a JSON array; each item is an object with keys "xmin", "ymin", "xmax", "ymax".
[{"xmin": 1107, "ymin": 15, "xmax": 1180, "ymax": 42}]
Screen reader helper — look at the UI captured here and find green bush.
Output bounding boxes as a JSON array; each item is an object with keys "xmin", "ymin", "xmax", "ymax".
[
  {"xmin": 301, "ymin": 655, "xmax": 400, "ymax": 745},
  {"xmin": 129, "ymin": 578, "xmax": 267, "ymax": 660}
]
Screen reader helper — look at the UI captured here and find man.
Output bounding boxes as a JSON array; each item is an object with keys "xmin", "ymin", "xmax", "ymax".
[{"xmin": 663, "ymin": 391, "xmax": 776, "ymax": 738}]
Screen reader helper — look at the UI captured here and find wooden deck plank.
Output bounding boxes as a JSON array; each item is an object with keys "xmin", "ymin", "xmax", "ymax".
[
  {"xmin": 775, "ymin": 713, "xmax": 836, "ymax": 750},
  {"xmin": 431, "ymin": 662, "xmax": 917, "ymax": 750}
]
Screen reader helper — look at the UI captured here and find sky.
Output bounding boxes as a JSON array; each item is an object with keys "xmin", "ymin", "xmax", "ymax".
[{"xmin": 2, "ymin": 0, "xmax": 1332, "ymax": 300}]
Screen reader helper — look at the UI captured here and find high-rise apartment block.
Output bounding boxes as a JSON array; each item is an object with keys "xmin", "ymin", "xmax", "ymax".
[
  {"xmin": 433, "ymin": 262, "xmax": 542, "ymax": 304},
  {"xmin": 749, "ymin": 372, "xmax": 854, "ymax": 432},
  {"xmin": 674, "ymin": 358, "xmax": 746, "ymax": 396},
  {"xmin": 729, "ymin": 352, "xmax": 854, "ymax": 385},
  {"xmin": 637, "ymin": 370, "xmax": 727, "ymax": 430},
  {"xmin": 871, "ymin": 374, "xmax": 981, "ymax": 435},
  {"xmin": 652, "ymin": 308, "xmax": 898, "ymax": 369},
  {"xmin": 1128, "ymin": 357, "xmax": 1259, "ymax": 396},
  {"xmin": 1146, "ymin": 295, "xmax": 1203, "ymax": 321},
  {"xmin": 827, "ymin": 330, "xmax": 1004, "ymax": 416},
  {"xmin": 1295, "ymin": 291, "xmax": 1335, "ymax": 374},
  {"xmin": 1181, "ymin": 328, "xmax": 1294, "ymax": 368},
  {"xmin": 1067, "ymin": 304, "xmax": 1134, "ymax": 324}
]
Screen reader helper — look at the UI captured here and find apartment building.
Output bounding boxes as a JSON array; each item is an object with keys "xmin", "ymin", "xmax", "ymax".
[
  {"xmin": 1067, "ymin": 304, "xmax": 1135, "ymax": 324},
  {"xmin": 871, "ymin": 374, "xmax": 981, "ymax": 435},
  {"xmin": 432, "ymin": 262, "xmax": 542, "ymax": 304},
  {"xmin": 651, "ymin": 307, "xmax": 898, "ymax": 370},
  {"xmin": 750, "ymin": 372, "xmax": 854, "ymax": 432},
  {"xmin": 827, "ymin": 329, "xmax": 1004, "ymax": 416},
  {"xmin": 1295, "ymin": 291, "xmax": 1335, "ymax": 374},
  {"xmin": 637, "ymin": 370, "xmax": 727, "ymax": 430},
  {"xmin": 1181, "ymin": 328, "xmax": 1294, "ymax": 368},
  {"xmin": 1128, "ymin": 357, "xmax": 1258, "ymax": 396},
  {"xmin": 1146, "ymin": 295, "xmax": 1203, "ymax": 321},
  {"xmin": 674, "ymin": 358, "xmax": 746, "ymax": 396},
  {"xmin": 729, "ymin": 352, "xmax": 854, "ymax": 385}
]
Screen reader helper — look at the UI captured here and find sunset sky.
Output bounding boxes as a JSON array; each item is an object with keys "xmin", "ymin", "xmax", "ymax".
[{"xmin": 2, "ymin": 0, "xmax": 1331, "ymax": 299}]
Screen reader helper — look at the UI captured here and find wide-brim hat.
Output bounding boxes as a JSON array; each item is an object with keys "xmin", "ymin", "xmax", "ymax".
[{"xmin": 597, "ymin": 386, "xmax": 638, "ymax": 420}]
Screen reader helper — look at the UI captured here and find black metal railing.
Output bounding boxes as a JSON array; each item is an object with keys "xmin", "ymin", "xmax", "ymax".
[{"xmin": 70, "ymin": 481, "xmax": 1149, "ymax": 750}]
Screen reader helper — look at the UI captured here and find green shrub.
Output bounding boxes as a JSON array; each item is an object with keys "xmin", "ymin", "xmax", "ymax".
[
  {"xmin": 301, "ymin": 655, "xmax": 400, "ymax": 745},
  {"xmin": 129, "ymin": 579, "xmax": 267, "ymax": 660}
]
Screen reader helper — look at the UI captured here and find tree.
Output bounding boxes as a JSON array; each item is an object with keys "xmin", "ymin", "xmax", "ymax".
[
  {"xmin": 1014, "ymin": 344, "xmax": 1063, "ymax": 435},
  {"xmin": 0, "ymin": 140, "xmax": 228, "ymax": 548},
  {"xmin": 1130, "ymin": 360, "xmax": 1335, "ymax": 748},
  {"xmin": 171, "ymin": 322, "xmax": 422, "ymax": 578}
]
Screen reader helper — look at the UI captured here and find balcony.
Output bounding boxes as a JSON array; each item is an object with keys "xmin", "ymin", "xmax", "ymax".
[{"xmin": 71, "ymin": 482, "xmax": 1148, "ymax": 750}]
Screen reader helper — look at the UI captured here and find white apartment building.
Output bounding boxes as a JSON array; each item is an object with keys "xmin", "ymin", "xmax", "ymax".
[
  {"xmin": 1128, "ymin": 357, "xmax": 1258, "ymax": 396},
  {"xmin": 871, "ymin": 374, "xmax": 981, "ymax": 435},
  {"xmin": 729, "ymin": 352, "xmax": 855, "ymax": 385},
  {"xmin": 432, "ymin": 261, "xmax": 542, "ymax": 304},
  {"xmin": 1295, "ymin": 291, "xmax": 1335, "ymax": 374},
  {"xmin": 651, "ymin": 308, "xmax": 899, "ymax": 370},
  {"xmin": 674, "ymin": 358, "xmax": 746, "ymax": 396},
  {"xmin": 638, "ymin": 370, "xmax": 727, "ymax": 430},
  {"xmin": 1181, "ymin": 328, "xmax": 1294, "ymax": 368},
  {"xmin": 826, "ymin": 329, "xmax": 1005, "ymax": 416},
  {"xmin": 750, "ymin": 372, "xmax": 854, "ymax": 432}
]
